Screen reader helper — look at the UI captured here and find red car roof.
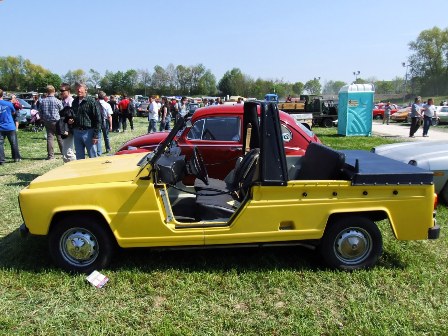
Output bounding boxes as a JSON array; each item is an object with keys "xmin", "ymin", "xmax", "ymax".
[{"xmin": 192, "ymin": 103, "xmax": 297, "ymax": 125}]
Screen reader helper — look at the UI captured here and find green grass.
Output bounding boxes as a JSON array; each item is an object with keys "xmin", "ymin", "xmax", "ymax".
[{"xmin": 1, "ymin": 119, "xmax": 447, "ymax": 335}]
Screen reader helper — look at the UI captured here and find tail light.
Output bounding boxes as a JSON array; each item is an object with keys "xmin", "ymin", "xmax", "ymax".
[{"xmin": 434, "ymin": 193, "xmax": 438, "ymax": 209}]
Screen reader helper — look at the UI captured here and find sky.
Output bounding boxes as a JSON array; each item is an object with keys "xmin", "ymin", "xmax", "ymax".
[{"xmin": 1, "ymin": 0, "xmax": 448, "ymax": 86}]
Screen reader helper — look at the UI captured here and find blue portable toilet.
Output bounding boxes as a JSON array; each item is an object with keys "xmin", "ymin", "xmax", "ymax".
[{"xmin": 337, "ymin": 84, "xmax": 375, "ymax": 136}]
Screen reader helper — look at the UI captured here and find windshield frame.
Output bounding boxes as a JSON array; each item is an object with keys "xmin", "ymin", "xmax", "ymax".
[{"xmin": 149, "ymin": 116, "xmax": 186, "ymax": 165}]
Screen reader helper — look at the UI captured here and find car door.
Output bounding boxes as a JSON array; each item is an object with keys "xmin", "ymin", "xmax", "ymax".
[{"xmin": 180, "ymin": 116, "xmax": 243, "ymax": 179}]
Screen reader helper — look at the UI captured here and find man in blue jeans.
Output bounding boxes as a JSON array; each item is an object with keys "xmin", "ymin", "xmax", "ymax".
[
  {"xmin": 422, "ymin": 98, "xmax": 437, "ymax": 137},
  {"xmin": 0, "ymin": 89, "xmax": 21, "ymax": 164},
  {"xmin": 69, "ymin": 83, "xmax": 102, "ymax": 159},
  {"xmin": 147, "ymin": 96, "xmax": 159, "ymax": 133}
]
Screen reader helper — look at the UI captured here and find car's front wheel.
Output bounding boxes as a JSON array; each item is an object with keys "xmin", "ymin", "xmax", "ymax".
[
  {"xmin": 319, "ymin": 216, "xmax": 383, "ymax": 270},
  {"xmin": 49, "ymin": 215, "xmax": 115, "ymax": 273}
]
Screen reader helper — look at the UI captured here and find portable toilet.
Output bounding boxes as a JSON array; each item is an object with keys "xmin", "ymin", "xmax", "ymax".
[{"xmin": 337, "ymin": 84, "xmax": 375, "ymax": 136}]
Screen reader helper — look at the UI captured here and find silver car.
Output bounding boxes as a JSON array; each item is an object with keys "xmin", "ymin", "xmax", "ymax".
[
  {"xmin": 372, "ymin": 141, "xmax": 448, "ymax": 203},
  {"xmin": 436, "ymin": 106, "xmax": 448, "ymax": 123}
]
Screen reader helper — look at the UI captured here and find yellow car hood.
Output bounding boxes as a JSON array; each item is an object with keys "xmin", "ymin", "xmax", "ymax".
[{"xmin": 28, "ymin": 153, "xmax": 149, "ymax": 189}]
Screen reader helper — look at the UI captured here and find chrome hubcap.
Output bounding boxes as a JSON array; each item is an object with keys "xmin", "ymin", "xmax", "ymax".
[
  {"xmin": 334, "ymin": 228, "xmax": 371, "ymax": 264},
  {"xmin": 60, "ymin": 228, "xmax": 98, "ymax": 266}
]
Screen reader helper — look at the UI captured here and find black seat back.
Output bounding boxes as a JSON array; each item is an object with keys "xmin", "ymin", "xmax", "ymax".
[
  {"xmin": 296, "ymin": 143, "xmax": 345, "ymax": 180},
  {"xmin": 230, "ymin": 148, "xmax": 260, "ymax": 191}
]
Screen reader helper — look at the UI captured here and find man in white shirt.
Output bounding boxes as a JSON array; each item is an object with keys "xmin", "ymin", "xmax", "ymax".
[
  {"xmin": 97, "ymin": 91, "xmax": 113, "ymax": 154},
  {"xmin": 422, "ymin": 98, "xmax": 437, "ymax": 137},
  {"xmin": 147, "ymin": 96, "xmax": 159, "ymax": 133}
]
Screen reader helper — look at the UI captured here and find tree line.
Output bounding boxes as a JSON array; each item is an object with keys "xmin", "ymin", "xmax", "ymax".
[{"xmin": 1, "ymin": 26, "xmax": 447, "ymax": 99}]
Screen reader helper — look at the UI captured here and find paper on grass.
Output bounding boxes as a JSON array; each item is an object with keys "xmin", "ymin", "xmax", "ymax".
[{"xmin": 86, "ymin": 270, "xmax": 109, "ymax": 288}]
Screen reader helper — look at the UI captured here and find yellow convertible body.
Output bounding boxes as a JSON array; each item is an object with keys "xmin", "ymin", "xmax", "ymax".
[{"xmin": 18, "ymin": 102, "xmax": 440, "ymax": 272}]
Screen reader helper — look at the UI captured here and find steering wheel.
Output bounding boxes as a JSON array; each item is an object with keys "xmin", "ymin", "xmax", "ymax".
[{"xmin": 192, "ymin": 146, "xmax": 209, "ymax": 185}]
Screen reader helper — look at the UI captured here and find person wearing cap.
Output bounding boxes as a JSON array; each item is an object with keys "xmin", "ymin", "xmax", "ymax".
[
  {"xmin": 69, "ymin": 83, "xmax": 102, "ymax": 159},
  {"xmin": 97, "ymin": 91, "xmax": 113, "ymax": 154},
  {"xmin": 409, "ymin": 96, "xmax": 423, "ymax": 137}
]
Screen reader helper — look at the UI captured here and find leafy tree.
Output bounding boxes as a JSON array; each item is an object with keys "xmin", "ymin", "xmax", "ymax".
[
  {"xmin": 322, "ymin": 80, "xmax": 345, "ymax": 95},
  {"xmin": 87, "ymin": 69, "xmax": 102, "ymax": 91},
  {"xmin": 354, "ymin": 78, "xmax": 368, "ymax": 84},
  {"xmin": 176, "ymin": 65, "xmax": 192, "ymax": 94},
  {"xmin": 190, "ymin": 64, "xmax": 207, "ymax": 95},
  {"xmin": 137, "ymin": 69, "xmax": 152, "ymax": 95},
  {"xmin": 63, "ymin": 69, "xmax": 87, "ymax": 87},
  {"xmin": 374, "ymin": 81, "xmax": 395, "ymax": 94},
  {"xmin": 408, "ymin": 26, "xmax": 448, "ymax": 95},
  {"xmin": 304, "ymin": 78, "xmax": 322, "ymax": 94},
  {"xmin": 217, "ymin": 68, "xmax": 246, "ymax": 96},
  {"xmin": 165, "ymin": 64, "xmax": 177, "ymax": 93},
  {"xmin": 197, "ymin": 70, "xmax": 217, "ymax": 96},
  {"xmin": 123, "ymin": 69, "xmax": 138, "ymax": 95},
  {"xmin": 0, "ymin": 56, "xmax": 26, "ymax": 91},
  {"xmin": 0, "ymin": 56, "xmax": 61, "ymax": 92},
  {"xmin": 292, "ymin": 82, "xmax": 305, "ymax": 96},
  {"xmin": 152, "ymin": 65, "xmax": 170, "ymax": 94}
]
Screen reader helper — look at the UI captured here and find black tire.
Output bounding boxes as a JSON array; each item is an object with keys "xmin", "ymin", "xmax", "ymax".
[
  {"xmin": 373, "ymin": 115, "xmax": 382, "ymax": 120},
  {"xmin": 321, "ymin": 118, "xmax": 333, "ymax": 128},
  {"xmin": 432, "ymin": 118, "xmax": 439, "ymax": 126},
  {"xmin": 319, "ymin": 216, "xmax": 382, "ymax": 270},
  {"xmin": 48, "ymin": 214, "xmax": 115, "ymax": 273}
]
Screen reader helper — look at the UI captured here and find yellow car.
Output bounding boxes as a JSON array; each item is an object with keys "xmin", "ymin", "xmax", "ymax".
[
  {"xmin": 390, "ymin": 107, "xmax": 411, "ymax": 122},
  {"xmin": 18, "ymin": 102, "xmax": 440, "ymax": 273}
]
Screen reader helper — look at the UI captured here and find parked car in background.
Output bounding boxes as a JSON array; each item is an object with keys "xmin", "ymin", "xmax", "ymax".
[
  {"xmin": 187, "ymin": 102, "xmax": 200, "ymax": 114},
  {"xmin": 116, "ymin": 104, "xmax": 321, "ymax": 179},
  {"xmin": 390, "ymin": 106, "xmax": 411, "ymax": 123},
  {"xmin": 136, "ymin": 102, "xmax": 150, "ymax": 117},
  {"xmin": 372, "ymin": 140, "xmax": 448, "ymax": 203},
  {"xmin": 436, "ymin": 106, "xmax": 448, "ymax": 124},
  {"xmin": 372, "ymin": 103, "xmax": 399, "ymax": 120}
]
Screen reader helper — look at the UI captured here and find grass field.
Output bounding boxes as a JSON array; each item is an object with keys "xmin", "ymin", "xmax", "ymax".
[{"xmin": 0, "ymin": 118, "xmax": 447, "ymax": 335}]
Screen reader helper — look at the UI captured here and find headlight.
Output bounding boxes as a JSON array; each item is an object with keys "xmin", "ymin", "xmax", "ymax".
[{"xmin": 127, "ymin": 146, "xmax": 137, "ymax": 151}]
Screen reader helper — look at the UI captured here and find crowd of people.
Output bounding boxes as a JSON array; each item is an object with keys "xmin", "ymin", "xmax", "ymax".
[
  {"xmin": 0, "ymin": 84, "xmax": 236, "ymax": 165},
  {"xmin": 0, "ymin": 84, "xmax": 135, "ymax": 164}
]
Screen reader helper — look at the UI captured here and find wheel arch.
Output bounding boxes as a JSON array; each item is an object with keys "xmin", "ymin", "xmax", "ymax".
[
  {"xmin": 49, "ymin": 210, "xmax": 117, "ymax": 244},
  {"xmin": 324, "ymin": 210, "xmax": 389, "ymax": 236},
  {"xmin": 327, "ymin": 210, "xmax": 388, "ymax": 224}
]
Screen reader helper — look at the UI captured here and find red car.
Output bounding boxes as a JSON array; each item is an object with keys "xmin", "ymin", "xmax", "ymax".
[
  {"xmin": 372, "ymin": 103, "xmax": 399, "ymax": 120},
  {"xmin": 116, "ymin": 104, "xmax": 320, "ymax": 179}
]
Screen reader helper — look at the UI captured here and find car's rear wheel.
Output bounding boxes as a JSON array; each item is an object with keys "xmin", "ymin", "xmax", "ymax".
[
  {"xmin": 49, "ymin": 215, "xmax": 115, "ymax": 273},
  {"xmin": 319, "ymin": 216, "xmax": 382, "ymax": 270},
  {"xmin": 374, "ymin": 115, "xmax": 382, "ymax": 120},
  {"xmin": 432, "ymin": 118, "xmax": 439, "ymax": 126}
]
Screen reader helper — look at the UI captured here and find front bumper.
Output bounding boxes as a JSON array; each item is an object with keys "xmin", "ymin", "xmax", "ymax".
[{"xmin": 19, "ymin": 223, "xmax": 29, "ymax": 238}]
